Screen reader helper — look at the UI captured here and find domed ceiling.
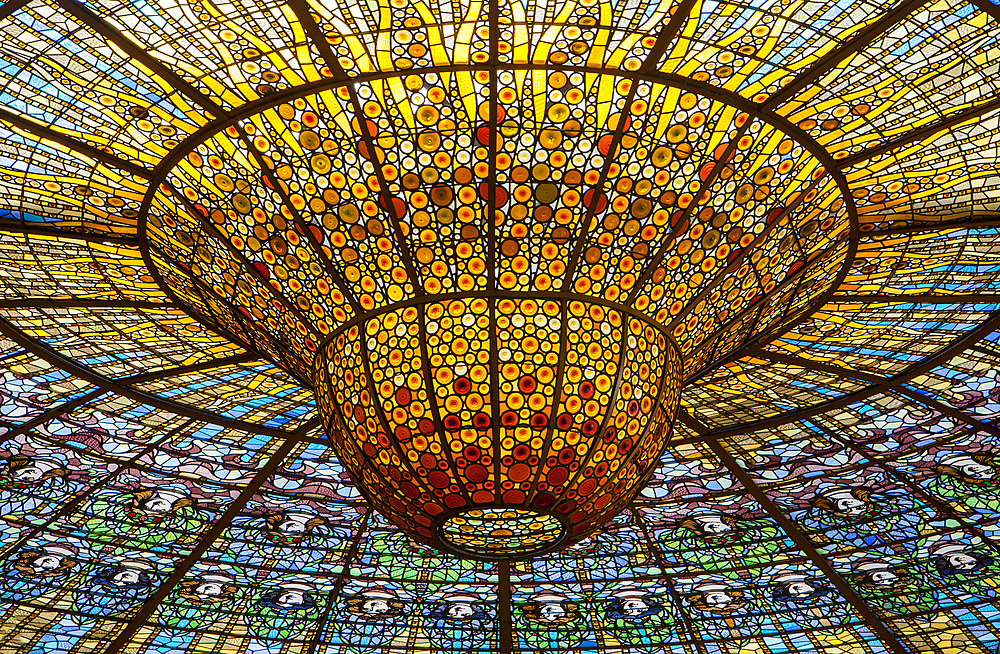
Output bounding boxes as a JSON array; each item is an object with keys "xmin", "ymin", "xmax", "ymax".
[{"xmin": 2, "ymin": 0, "xmax": 1000, "ymax": 650}]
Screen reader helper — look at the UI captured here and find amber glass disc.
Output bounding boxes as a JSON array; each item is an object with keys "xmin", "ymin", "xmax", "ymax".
[{"xmin": 438, "ymin": 507, "xmax": 568, "ymax": 558}]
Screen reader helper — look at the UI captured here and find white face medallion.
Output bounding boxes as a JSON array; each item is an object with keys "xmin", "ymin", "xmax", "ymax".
[
  {"xmin": 539, "ymin": 603, "xmax": 566, "ymax": 622},
  {"xmin": 834, "ymin": 497, "xmax": 866, "ymax": 516},
  {"xmin": 195, "ymin": 582, "xmax": 224, "ymax": 597},
  {"xmin": 276, "ymin": 590, "xmax": 306, "ymax": 607},
  {"xmin": 447, "ymin": 602, "xmax": 475, "ymax": 618},
  {"xmin": 622, "ymin": 598, "xmax": 650, "ymax": 616},
  {"xmin": 695, "ymin": 516, "xmax": 731, "ymax": 534},
  {"xmin": 31, "ymin": 554, "xmax": 64, "ymax": 572},
  {"xmin": 362, "ymin": 599, "xmax": 391, "ymax": 615},
  {"xmin": 704, "ymin": 591, "xmax": 732, "ymax": 609},
  {"xmin": 12, "ymin": 465, "xmax": 44, "ymax": 482},
  {"xmin": 961, "ymin": 461, "xmax": 996, "ymax": 481},
  {"xmin": 112, "ymin": 569, "xmax": 142, "ymax": 586},
  {"xmin": 870, "ymin": 571, "xmax": 897, "ymax": 586},
  {"xmin": 946, "ymin": 553, "xmax": 978, "ymax": 571},
  {"xmin": 278, "ymin": 516, "xmax": 309, "ymax": 533},
  {"xmin": 785, "ymin": 582, "xmax": 816, "ymax": 598},
  {"xmin": 141, "ymin": 492, "xmax": 177, "ymax": 514}
]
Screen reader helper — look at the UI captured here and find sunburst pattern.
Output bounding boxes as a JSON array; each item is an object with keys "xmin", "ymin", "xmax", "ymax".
[{"xmin": 0, "ymin": 0, "xmax": 999, "ymax": 650}]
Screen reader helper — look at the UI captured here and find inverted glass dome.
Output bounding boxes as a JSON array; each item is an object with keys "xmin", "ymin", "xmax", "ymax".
[
  {"xmin": 0, "ymin": 0, "xmax": 1000, "ymax": 651},
  {"xmin": 141, "ymin": 18, "xmax": 850, "ymax": 558}
]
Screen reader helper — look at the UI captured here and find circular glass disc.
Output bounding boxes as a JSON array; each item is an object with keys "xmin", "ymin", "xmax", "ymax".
[{"xmin": 439, "ymin": 508, "xmax": 567, "ymax": 558}]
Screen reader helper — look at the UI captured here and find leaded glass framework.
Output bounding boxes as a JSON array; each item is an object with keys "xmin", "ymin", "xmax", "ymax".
[{"xmin": 1, "ymin": 0, "xmax": 1000, "ymax": 650}]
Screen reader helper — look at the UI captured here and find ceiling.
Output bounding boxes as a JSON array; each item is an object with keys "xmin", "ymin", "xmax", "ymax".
[{"xmin": 1, "ymin": 0, "xmax": 1000, "ymax": 651}]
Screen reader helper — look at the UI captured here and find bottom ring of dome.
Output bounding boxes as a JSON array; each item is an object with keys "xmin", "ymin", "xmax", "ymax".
[{"xmin": 437, "ymin": 507, "xmax": 569, "ymax": 559}]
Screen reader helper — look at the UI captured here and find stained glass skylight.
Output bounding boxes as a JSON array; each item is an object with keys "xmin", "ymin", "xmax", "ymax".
[{"xmin": 1, "ymin": 0, "xmax": 1000, "ymax": 650}]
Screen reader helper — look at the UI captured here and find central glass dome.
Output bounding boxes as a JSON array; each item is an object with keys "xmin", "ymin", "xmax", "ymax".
[{"xmin": 145, "ymin": 68, "xmax": 849, "ymax": 557}]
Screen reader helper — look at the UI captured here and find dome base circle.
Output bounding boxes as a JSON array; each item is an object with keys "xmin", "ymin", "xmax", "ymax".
[{"xmin": 437, "ymin": 507, "xmax": 570, "ymax": 559}]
